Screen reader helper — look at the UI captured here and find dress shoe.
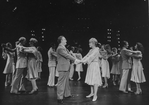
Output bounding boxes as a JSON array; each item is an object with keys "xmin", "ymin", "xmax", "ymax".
[
  {"xmin": 92, "ymin": 96, "xmax": 97, "ymax": 101},
  {"xmin": 86, "ymin": 94, "xmax": 94, "ymax": 98},
  {"xmin": 18, "ymin": 90, "xmax": 28, "ymax": 94},
  {"xmin": 135, "ymin": 90, "xmax": 142, "ymax": 95},
  {"xmin": 69, "ymin": 78, "xmax": 73, "ymax": 81},
  {"xmin": 102, "ymin": 84, "xmax": 108, "ymax": 88},
  {"xmin": 64, "ymin": 95, "xmax": 74, "ymax": 99},
  {"xmin": 29, "ymin": 89, "xmax": 38, "ymax": 95},
  {"xmin": 10, "ymin": 91, "xmax": 21, "ymax": 95},
  {"xmin": 57, "ymin": 99, "xmax": 63, "ymax": 104},
  {"xmin": 55, "ymin": 83, "xmax": 58, "ymax": 86},
  {"xmin": 122, "ymin": 91, "xmax": 128, "ymax": 94},
  {"xmin": 77, "ymin": 78, "xmax": 81, "ymax": 81},
  {"xmin": 128, "ymin": 88, "xmax": 133, "ymax": 93},
  {"xmin": 113, "ymin": 81, "xmax": 116, "ymax": 86}
]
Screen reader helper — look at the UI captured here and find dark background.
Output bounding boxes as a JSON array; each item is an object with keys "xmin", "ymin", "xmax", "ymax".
[{"xmin": 0, "ymin": 0, "xmax": 149, "ymax": 85}]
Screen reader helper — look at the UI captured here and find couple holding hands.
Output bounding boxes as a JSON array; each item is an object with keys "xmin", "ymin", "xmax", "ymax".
[{"xmin": 56, "ymin": 36, "xmax": 101, "ymax": 103}]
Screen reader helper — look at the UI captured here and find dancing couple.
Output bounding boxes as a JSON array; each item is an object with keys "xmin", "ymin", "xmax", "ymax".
[
  {"xmin": 56, "ymin": 36, "xmax": 102, "ymax": 103},
  {"xmin": 4, "ymin": 37, "xmax": 40, "ymax": 95}
]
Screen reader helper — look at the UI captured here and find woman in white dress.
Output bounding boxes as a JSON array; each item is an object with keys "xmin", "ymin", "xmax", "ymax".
[
  {"xmin": 75, "ymin": 48, "xmax": 83, "ymax": 81},
  {"xmin": 81, "ymin": 38, "xmax": 102, "ymax": 101},
  {"xmin": 100, "ymin": 44, "xmax": 111, "ymax": 88},
  {"xmin": 23, "ymin": 38, "xmax": 39, "ymax": 94},
  {"xmin": 36, "ymin": 46, "xmax": 43, "ymax": 79},
  {"xmin": 131, "ymin": 42, "xmax": 146, "ymax": 94},
  {"xmin": 2, "ymin": 42, "xmax": 15, "ymax": 87},
  {"xmin": 111, "ymin": 47, "xmax": 120, "ymax": 86}
]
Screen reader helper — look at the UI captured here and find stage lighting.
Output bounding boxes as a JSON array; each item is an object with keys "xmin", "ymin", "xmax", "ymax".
[{"xmin": 74, "ymin": 0, "xmax": 84, "ymax": 4}]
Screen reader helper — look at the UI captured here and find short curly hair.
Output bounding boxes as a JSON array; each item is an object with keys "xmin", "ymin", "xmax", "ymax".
[
  {"xmin": 29, "ymin": 38, "xmax": 38, "ymax": 46},
  {"xmin": 18, "ymin": 37, "xmax": 26, "ymax": 43},
  {"xmin": 89, "ymin": 38, "xmax": 98, "ymax": 46}
]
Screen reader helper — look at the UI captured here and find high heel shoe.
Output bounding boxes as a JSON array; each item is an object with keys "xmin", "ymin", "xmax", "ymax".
[
  {"xmin": 135, "ymin": 91, "xmax": 140, "ymax": 95},
  {"xmin": 29, "ymin": 89, "xmax": 38, "ymax": 95},
  {"xmin": 103, "ymin": 84, "xmax": 108, "ymax": 88},
  {"xmin": 128, "ymin": 88, "xmax": 133, "ymax": 92},
  {"xmin": 113, "ymin": 81, "xmax": 116, "ymax": 86},
  {"xmin": 77, "ymin": 78, "xmax": 81, "ymax": 81},
  {"xmin": 92, "ymin": 96, "xmax": 97, "ymax": 101},
  {"xmin": 86, "ymin": 94, "xmax": 94, "ymax": 98}
]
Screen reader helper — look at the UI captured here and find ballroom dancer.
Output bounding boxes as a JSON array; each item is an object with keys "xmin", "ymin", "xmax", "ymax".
[
  {"xmin": 111, "ymin": 47, "xmax": 120, "ymax": 86},
  {"xmin": 69, "ymin": 46, "xmax": 76, "ymax": 80},
  {"xmin": 47, "ymin": 43, "xmax": 57, "ymax": 87},
  {"xmin": 23, "ymin": 38, "xmax": 39, "ymax": 94},
  {"xmin": 100, "ymin": 44, "xmax": 111, "ymax": 88},
  {"xmin": 81, "ymin": 38, "xmax": 102, "ymax": 101},
  {"xmin": 119, "ymin": 41, "xmax": 136, "ymax": 93},
  {"xmin": 56, "ymin": 36, "xmax": 79, "ymax": 104},
  {"xmin": 2, "ymin": 42, "xmax": 15, "ymax": 87},
  {"xmin": 131, "ymin": 42, "xmax": 146, "ymax": 94},
  {"xmin": 75, "ymin": 47, "xmax": 83, "ymax": 81},
  {"xmin": 10, "ymin": 37, "xmax": 27, "ymax": 94},
  {"xmin": 36, "ymin": 46, "xmax": 43, "ymax": 79}
]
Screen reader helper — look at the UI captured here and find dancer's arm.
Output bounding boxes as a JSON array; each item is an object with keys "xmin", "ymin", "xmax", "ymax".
[{"xmin": 82, "ymin": 48, "xmax": 99, "ymax": 64}]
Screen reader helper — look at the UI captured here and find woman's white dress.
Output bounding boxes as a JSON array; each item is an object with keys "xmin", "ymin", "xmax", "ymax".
[
  {"xmin": 131, "ymin": 51, "xmax": 146, "ymax": 83},
  {"xmin": 83, "ymin": 47, "xmax": 102, "ymax": 86},
  {"xmin": 100, "ymin": 51, "xmax": 110, "ymax": 78},
  {"xmin": 75, "ymin": 53, "xmax": 83, "ymax": 72}
]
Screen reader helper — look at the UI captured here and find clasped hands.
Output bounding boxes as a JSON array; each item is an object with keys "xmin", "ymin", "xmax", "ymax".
[{"xmin": 74, "ymin": 59, "xmax": 86, "ymax": 64}]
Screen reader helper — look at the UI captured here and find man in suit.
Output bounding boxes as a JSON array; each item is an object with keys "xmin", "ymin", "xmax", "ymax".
[
  {"xmin": 56, "ymin": 36, "xmax": 79, "ymax": 103},
  {"xmin": 10, "ymin": 37, "xmax": 27, "ymax": 94},
  {"xmin": 119, "ymin": 41, "xmax": 134, "ymax": 93}
]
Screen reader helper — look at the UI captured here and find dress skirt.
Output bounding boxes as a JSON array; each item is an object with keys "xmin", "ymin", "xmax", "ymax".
[
  {"xmin": 85, "ymin": 62, "xmax": 102, "ymax": 86},
  {"xmin": 111, "ymin": 62, "xmax": 120, "ymax": 75},
  {"xmin": 101, "ymin": 59, "xmax": 110, "ymax": 78},
  {"xmin": 75, "ymin": 63, "xmax": 83, "ymax": 72},
  {"xmin": 3, "ymin": 54, "xmax": 15, "ymax": 74},
  {"xmin": 36, "ymin": 61, "xmax": 42, "ymax": 72},
  {"xmin": 131, "ymin": 59, "xmax": 146, "ymax": 83},
  {"xmin": 26, "ymin": 58, "xmax": 38, "ymax": 80}
]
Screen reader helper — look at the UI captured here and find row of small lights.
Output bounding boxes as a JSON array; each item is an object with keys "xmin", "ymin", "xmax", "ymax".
[
  {"xmin": 31, "ymin": 28, "xmax": 46, "ymax": 41},
  {"xmin": 107, "ymin": 29, "xmax": 121, "ymax": 48}
]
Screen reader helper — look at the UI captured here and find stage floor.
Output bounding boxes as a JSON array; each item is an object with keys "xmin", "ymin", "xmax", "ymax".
[{"xmin": 0, "ymin": 77, "xmax": 149, "ymax": 105}]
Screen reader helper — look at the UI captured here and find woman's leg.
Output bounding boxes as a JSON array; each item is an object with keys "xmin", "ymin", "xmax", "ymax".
[
  {"xmin": 86, "ymin": 86, "xmax": 94, "ymax": 97},
  {"xmin": 138, "ymin": 83, "xmax": 142, "ymax": 94},
  {"xmin": 135, "ymin": 83, "xmax": 139, "ymax": 94},
  {"xmin": 77, "ymin": 71, "xmax": 81, "ymax": 81},
  {"xmin": 112, "ymin": 75, "xmax": 116, "ymax": 85},
  {"xmin": 103, "ymin": 77, "xmax": 108, "ymax": 88},
  {"xmin": 29, "ymin": 79, "xmax": 38, "ymax": 94},
  {"xmin": 92, "ymin": 84, "xmax": 98, "ymax": 101},
  {"xmin": 5, "ymin": 74, "xmax": 8, "ymax": 87}
]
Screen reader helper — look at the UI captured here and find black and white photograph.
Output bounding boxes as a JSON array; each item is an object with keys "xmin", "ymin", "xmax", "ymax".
[{"xmin": 0, "ymin": 0, "xmax": 149, "ymax": 105}]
